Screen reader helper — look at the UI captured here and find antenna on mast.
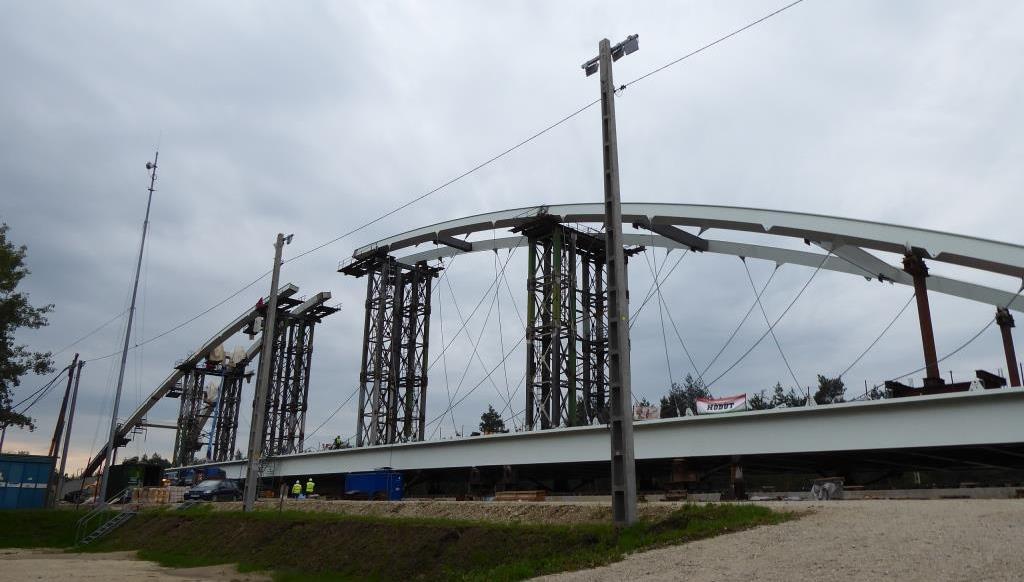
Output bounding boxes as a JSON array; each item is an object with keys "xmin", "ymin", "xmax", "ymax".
[{"xmin": 98, "ymin": 150, "xmax": 159, "ymax": 506}]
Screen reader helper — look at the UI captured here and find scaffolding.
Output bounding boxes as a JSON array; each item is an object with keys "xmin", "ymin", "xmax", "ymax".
[{"xmin": 342, "ymin": 253, "xmax": 438, "ymax": 447}]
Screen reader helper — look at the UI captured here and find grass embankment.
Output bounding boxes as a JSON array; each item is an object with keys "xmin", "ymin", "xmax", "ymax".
[
  {"xmin": 0, "ymin": 509, "xmax": 87, "ymax": 548},
  {"xmin": 1, "ymin": 504, "xmax": 792, "ymax": 581}
]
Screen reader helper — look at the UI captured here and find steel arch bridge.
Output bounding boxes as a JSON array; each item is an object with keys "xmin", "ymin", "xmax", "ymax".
[{"xmin": 339, "ymin": 203, "xmax": 1024, "ymax": 448}]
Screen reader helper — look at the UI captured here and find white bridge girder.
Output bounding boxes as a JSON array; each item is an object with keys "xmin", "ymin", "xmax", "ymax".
[{"xmin": 190, "ymin": 388, "xmax": 1024, "ymax": 479}]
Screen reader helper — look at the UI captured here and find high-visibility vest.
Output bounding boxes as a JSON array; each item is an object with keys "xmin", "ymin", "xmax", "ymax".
[
  {"xmin": 306, "ymin": 480, "xmax": 315, "ymax": 493},
  {"xmin": 291, "ymin": 482, "xmax": 302, "ymax": 495}
]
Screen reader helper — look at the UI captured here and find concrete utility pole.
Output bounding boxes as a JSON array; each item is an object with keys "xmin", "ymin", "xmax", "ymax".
[
  {"xmin": 242, "ymin": 232, "xmax": 291, "ymax": 511},
  {"xmin": 583, "ymin": 34, "xmax": 639, "ymax": 526},
  {"xmin": 100, "ymin": 152, "xmax": 159, "ymax": 505},
  {"xmin": 55, "ymin": 360, "xmax": 85, "ymax": 505}
]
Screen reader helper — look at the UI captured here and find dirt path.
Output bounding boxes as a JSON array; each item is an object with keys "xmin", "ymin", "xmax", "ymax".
[
  {"xmin": 535, "ymin": 499, "xmax": 1024, "ymax": 582},
  {"xmin": 0, "ymin": 549, "xmax": 268, "ymax": 581}
]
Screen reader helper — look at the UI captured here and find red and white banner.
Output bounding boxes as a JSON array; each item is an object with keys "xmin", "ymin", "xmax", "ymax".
[{"xmin": 696, "ymin": 394, "xmax": 747, "ymax": 414}]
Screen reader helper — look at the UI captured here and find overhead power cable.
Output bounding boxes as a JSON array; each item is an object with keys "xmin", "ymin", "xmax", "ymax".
[
  {"xmin": 10, "ymin": 367, "xmax": 69, "ymax": 412},
  {"xmin": 50, "ymin": 310, "xmax": 128, "ymax": 359},
  {"xmin": 621, "ymin": 0, "xmax": 807, "ymax": 89},
  {"xmin": 60, "ymin": 0, "xmax": 808, "ymax": 365}
]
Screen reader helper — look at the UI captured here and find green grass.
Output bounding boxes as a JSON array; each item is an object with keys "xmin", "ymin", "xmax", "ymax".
[
  {"xmin": 1, "ymin": 504, "xmax": 794, "ymax": 581},
  {"xmin": 0, "ymin": 508, "xmax": 91, "ymax": 548}
]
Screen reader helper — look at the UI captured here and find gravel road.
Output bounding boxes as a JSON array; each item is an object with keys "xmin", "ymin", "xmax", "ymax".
[{"xmin": 535, "ymin": 499, "xmax": 1024, "ymax": 582}]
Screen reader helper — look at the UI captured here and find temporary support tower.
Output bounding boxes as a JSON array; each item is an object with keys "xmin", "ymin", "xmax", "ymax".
[
  {"xmin": 518, "ymin": 218, "xmax": 638, "ymax": 430},
  {"xmin": 256, "ymin": 292, "xmax": 337, "ymax": 456},
  {"xmin": 341, "ymin": 252, "xmax": 438, "ymax": 447}
]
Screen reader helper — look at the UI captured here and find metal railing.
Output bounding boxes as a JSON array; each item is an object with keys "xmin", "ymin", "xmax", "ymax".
[{"xmin": 74, "ymin": 487, "xmax": 132, "ymax": 545}]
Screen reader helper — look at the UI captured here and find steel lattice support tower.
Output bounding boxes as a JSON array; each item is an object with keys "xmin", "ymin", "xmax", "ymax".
[
  {"xmin": 521, "ymin": 219, "xmax": 614, "ymax": 430},
  {"xmin": 343, "ymin": 254, "xmax": 438, "ymax": 447},
  {"xmin": 255, "ymin": 293, "xmax": 336, "ymax": 456},
  {"xmin": 211, "ymin": 370, "xmax": 246, "ymax": 461},
  {"xmin": 172, "ymin": 370, "xmax": 208, "ymax": 466}
]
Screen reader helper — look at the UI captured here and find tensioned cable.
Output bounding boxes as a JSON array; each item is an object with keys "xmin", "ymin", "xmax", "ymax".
[
  {"xmin": 742, "ymin": 258, "xmax": 801, "ymax": 389},
  {"xmin": 885, "ymin": 286, "xmax": 1024, "ymax": 383},
  {"xmin": 442, "ymin": 274, "xmax": 518, "ymax": 421},
  {"xmin": 304, "ymin": 386, "xmax": 359, "ymax": 441},
  {"xmin": 699, "ymin": 266, "xmax": 781, "ymax": 380},
  {"xmin": 648, "ymin": 250, "xmax": 679, "ymax": 415},
  {"xmin": 493, "ymin": 245, "xmax": 517, "ymax": 430},
  {"xmin": 426, "ymin": 333, "xmax": 528, "ymax": 434},
  {"xmin": 426, "ymin": 246, "xmax": 519, "ymax": 374},
  {"xmin": 707, "ymin": 251, "xmax": 832, "ymax": 387},
  {"xmin": 69, "ymin": 0, "xmax": 808, "ymax": 365},
  {"xmin": 436, "ymin": 274, "xmax": 458, "ymax": 434},
  {"xmin": 837, "ymin": 292, "xmax": 915, "ymax": 380},
  {"xmin": 630, "ymin": 250, "xmax": 689, "ymax": 329},
  {"xmin": 641, "ymin": 247, "xmax": 703, "ymax": 380},
  {"xmin": 655, "ymin": 289, "xmax": 705, "ymax": 387}
]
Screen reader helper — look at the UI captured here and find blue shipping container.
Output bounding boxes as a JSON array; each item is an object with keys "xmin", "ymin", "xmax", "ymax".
[
  {"xmin": 345, "ymin": 470, "xmax": 404, "ymax": 500},
  {"xmin": 0, "ymin": 454, "xmax": 56, "ymax": 510}
]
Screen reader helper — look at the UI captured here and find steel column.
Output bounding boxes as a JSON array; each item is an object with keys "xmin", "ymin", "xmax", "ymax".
[
  {"xmin": 996, "ymin": 307, "xmax": 1021, "ymax": 387},
  {"xmin": 903, "ymin": 253, "xmax": 944, "ymax": 386}
]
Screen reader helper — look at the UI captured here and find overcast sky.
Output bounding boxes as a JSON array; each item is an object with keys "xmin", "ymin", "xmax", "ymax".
[{"xmin": 3, "ymin": 1, "xmax": 1023, "ymax": 474}]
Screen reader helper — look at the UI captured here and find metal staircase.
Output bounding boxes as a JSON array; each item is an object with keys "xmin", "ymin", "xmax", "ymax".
[
  {"xmin": 77, "ymin": 510, "xmax": 136, "ymax": 545},
  {"xmin": 256, "ymin": 455, "xmax": 274, "ymax": 499},
  {"xmin": 75, "ymin": 488, "xmax": 137, "ymax": 546}
]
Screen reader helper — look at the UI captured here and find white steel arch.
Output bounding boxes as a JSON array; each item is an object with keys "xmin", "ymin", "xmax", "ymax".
[{"xmin": 346, "ymin": 203, "xmax": 1024, "ymax": 312}]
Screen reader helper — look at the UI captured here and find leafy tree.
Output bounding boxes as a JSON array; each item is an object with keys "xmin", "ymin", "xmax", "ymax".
[
  {"xmin": 748, "ymin": 389, "xmax": 772, "ymax": 410},
  {"xmin": 813, "ymin": 375, "xmax": 846, "ymax": 404},
  {"xmin": 146, "ymin": 453, "xmax": 171, "ymax": 468},
  {"xmin": 660, "ymin": 374, "xmax": 711, "ymax": 418},
  {"xmin": 479, "ymin": 404, "xmax": 506, "ymax": 433},
  {"xmin": 121, "ymin": 453, "xmax": 172, "ymax": 468},
  {"xmin": 0, "ymin": 224, "xmax": 54, "ymax": 431},
  {"xmin": 761, "ymin": 382, "xmax": 807, "ymax": 408}
]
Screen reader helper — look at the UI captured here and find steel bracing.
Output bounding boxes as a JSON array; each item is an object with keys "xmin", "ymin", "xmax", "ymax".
[
  {"xmin": 211, "ymin": 371, "xmax": 245, "ymax": 461},
  {"xmin": 171, "ymin": 370, "xmax": 209, "ymax": 466},
  {"xmin": 83, "ymin": 285, "xmax": 302, "ymax": 477},
  {"xmin": 342, "ymin": 254, "xmax": 437, "ymax": 447},
  {"xmin": 257, "ymin": 292, "xmax": 337, "ymax": 456},
  {"xmin": 518, "ymin": 220, "xmax": 623, "ymax": 430}
]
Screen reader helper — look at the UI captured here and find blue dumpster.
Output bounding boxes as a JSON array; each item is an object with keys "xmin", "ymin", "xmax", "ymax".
[
  {"xmin": 0, "ymin": 453, "xmax": 56, "ymax": 509},
  {"xmin": 345, "ymin": 469, "xmax": 404, "ymax": 500}
]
